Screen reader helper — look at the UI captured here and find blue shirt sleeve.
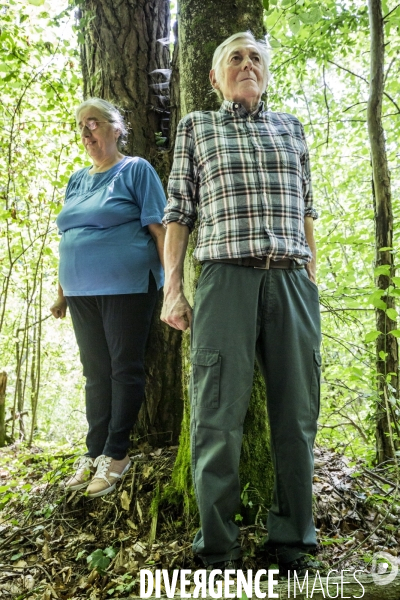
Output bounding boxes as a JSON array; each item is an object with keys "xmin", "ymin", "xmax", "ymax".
[{"xmin": 131, "ymin": 161, "xmax": 167, "ymax": 227}]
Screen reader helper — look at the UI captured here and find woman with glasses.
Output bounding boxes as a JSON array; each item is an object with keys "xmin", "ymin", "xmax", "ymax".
[{"xmin": 50, "ymin": 98, "xmax": 166, "ymax": 498}]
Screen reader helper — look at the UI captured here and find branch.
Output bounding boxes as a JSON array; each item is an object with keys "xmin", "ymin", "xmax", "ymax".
[
  {"xmin": 318, "ymin": 421, "xmax": 358, "ymax": 429},
  {"xmin": 328, "ymin": 59, "xmax": 400, "ymax": 113},
  {"xmin": 384, "ymin": 55, "xmax": 397, "ymax": 85},
  {"xmin": 383, "ymin": 3, "xmax": 400, "ymax": 21},
  {"xmin": 343, "ymin": 101, "xmax": 368, "ymax": 113},
  {"xmin": 320, "ymin": 308, "xmax": 374, "ymax": 312},
  {"xmin": 336, "ymin": 409, "xmax": 369, "ymax": 442},
  {"xmin": 323, "ymin": 332, "xmax": 375, "ymax": 362},
  {"xmin": 322, "ymin": 64, "xmax": 330, "ymax": 146},
  {"xmin": 382, "ymin": 91, "xmax": 400, "ymax": 114},
  {"xmin": 327, "ymin": 59, "xmax": 369, "ymax": 84},
  {"xmin": 15, "ymin": 314, "xmax": 51, "ymax": 334}
]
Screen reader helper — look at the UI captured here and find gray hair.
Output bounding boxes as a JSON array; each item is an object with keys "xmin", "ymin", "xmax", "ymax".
[
  {"xmin": 211, "ymin": 31, "xmax": 271, "ymax": 101},
  {"xmin": 75, "ymin": 98, "xmax": 128, "ymax": 150}
]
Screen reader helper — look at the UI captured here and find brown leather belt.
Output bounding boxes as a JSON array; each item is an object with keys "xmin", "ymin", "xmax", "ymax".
[{"xmin": 206, "ymin": 257, "xmax": 304, "ymax": 270}]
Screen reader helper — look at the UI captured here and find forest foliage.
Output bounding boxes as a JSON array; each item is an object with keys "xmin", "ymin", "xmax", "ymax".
[
  {"xmin": 0, "ymin": 0, "xmax": 399, "ymax": 464},
  {"xmin": 0, "ymin": 0, "xmax": 87, "ymax": 447}
]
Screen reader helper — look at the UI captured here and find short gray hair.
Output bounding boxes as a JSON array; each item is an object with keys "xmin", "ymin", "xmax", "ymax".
[
  {"xmin": 211, "ymin": 31, "xmax": 271, "ymax": 101},
  {"xmin": 75, "ymin": 98, "xmax": 128, "ymax": 150}
]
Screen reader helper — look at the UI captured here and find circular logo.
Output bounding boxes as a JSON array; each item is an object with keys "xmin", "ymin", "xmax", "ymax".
[{"xmin": 371, "ymin": 552, "xmax": 398, "ymax": 586}]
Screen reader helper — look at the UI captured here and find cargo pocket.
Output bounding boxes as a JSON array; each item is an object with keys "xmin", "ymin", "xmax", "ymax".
[
  {"xmin": 310, "ymin": 349, "xmax": 322, "ymax": 420},
  {"xmin": 191, "ymin": 348, "xmax": 221, "ymax": 409}
]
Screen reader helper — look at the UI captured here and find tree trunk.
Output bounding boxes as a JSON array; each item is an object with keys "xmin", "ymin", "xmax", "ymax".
[
  {"xmin": 367, "ymin": 0, "xmax": 399, "ymax": 464},
  {"xmin": 0, "ymin": 372, "xmax": 7, "ymax": 447},
  {"xmin": 79, "ymin": 0, "xmax": 183, "ymax": 445},
  {"xmin": 171, "ymin": 0, "xmax": 273, "ymax": 518}
]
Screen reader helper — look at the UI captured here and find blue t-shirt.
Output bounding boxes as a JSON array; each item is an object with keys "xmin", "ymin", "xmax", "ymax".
[{"xmin": 57, "ymin": 156, "xmax": 166, "ymax": 295}]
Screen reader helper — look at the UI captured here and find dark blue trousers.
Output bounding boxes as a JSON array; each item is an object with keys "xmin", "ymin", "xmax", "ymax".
[{"xmin": 66, "ymin": 275, "xmax": 157, "ymax": 460}]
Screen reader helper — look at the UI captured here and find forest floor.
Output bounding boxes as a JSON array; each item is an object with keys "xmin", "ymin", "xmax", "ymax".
[{"xmin": 0, "ymin": 443, "xmax": 399, "ymax": 599}]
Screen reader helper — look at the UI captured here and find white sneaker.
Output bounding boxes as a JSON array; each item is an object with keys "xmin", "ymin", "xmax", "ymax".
[
  {"xmin": 86, "ymin": 455, "xmax": 131, "ymax": 498},
  {"xmin": 63, "ymin": 456, "xmax": 95, "ymax": 491}
]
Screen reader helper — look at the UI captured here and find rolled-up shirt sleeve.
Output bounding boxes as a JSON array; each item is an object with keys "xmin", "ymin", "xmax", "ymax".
[
  {"xmin": 163, "ymin": 117, "xmax": 198, "ymax": 232},
  {"xmin": 132, "ymin": 162, "xmax": 166, "ymax": 227},
  {"xmin": 300, "ymin": 124, "xmax": 318, "ymax": 220}
]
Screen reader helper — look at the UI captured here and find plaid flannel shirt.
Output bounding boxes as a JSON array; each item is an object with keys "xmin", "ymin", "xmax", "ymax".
[{"xmin": 163, "ymin": 100, "xmax": 317, "ymax": 263}]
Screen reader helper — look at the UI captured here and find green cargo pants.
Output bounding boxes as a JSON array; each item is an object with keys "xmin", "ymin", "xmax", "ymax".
[{"xmin": 190, "ymin": 262, "xmax": 321, "ymax": 565}]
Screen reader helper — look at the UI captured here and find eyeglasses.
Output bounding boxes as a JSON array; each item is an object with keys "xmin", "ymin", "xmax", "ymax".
[{"xmin": 78, "ymin": 119, "xmax": 111, "ymax": 132}]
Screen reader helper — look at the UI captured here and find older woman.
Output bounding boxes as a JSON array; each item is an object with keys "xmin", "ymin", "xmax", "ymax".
[
  {"xmin": 162, "ymin": 32, "xmax": 321, "ymax": 575},
  {"xmin": 51, "ymin": 98, "xmax": 166, "ymax": 498}
]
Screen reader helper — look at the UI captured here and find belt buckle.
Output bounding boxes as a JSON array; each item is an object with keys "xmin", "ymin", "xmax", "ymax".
[{"xmin": 254, "ymin": 257, "xmax": 270, "ymax": 270}]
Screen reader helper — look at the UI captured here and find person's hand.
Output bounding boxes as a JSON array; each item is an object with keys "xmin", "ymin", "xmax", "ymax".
[
  {"xmin": 305, "ymin": 263, "xmax": 317, "ymax": 285},
  {"xmin": 50, "ymin": 297, "xmax": 68, "ymax": 319},
  {"xmin": 161, "ymin": 289, "xmax": 192, "ymax": 330}
]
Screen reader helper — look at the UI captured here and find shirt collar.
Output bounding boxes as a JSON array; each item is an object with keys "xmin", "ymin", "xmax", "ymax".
[{"xmin": 219, "ymin": 99, "xmax": 265, "ymax": 117}]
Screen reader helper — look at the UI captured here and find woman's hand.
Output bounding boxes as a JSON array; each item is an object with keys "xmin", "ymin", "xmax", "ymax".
[
  {"xmin": 50, "ymin": 296, "xmax": 68, "ymax": 319},
  {"xmin": 161, "ymin": 289, "xmax": 192, "ymax": 331}
]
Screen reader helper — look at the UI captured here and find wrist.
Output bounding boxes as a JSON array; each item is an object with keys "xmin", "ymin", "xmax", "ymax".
[
  {"xmin": 164, "ymin": 274, "xmax": 183, "ymax": 292},
  {"xmin": 164, "ymin": 283, "xmax": 184, "ymax": 297}
]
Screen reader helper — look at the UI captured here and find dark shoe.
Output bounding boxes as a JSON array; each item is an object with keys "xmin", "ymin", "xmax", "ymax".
[{"xmin": 279, "ymin": 555, "xmax": 321, "ymax": 578}]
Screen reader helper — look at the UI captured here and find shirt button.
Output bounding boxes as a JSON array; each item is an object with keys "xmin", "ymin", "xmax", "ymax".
[{"xmin": 234, "ymin": 104, "xmax": 239, "ymax": 108}]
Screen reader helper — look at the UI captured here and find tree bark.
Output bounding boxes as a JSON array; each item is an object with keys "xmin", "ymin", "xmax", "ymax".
[
  {"xmin": 0, "ymin": 372, "xmax": 7, "ymax": 447},
  {"xmin": 367, "ymin": 0, "xmax": 399, "ymax": 464},
  {"xmin": 80, "ymin": 0, "xmax": 170, "ymax": 160},
  {"xmin": 171, "ymin": 0, "xmax": 273, "ymax": 517},
  {"xmin": 79, "ymin": 0, "xmax": 183, "ymax": 445}
]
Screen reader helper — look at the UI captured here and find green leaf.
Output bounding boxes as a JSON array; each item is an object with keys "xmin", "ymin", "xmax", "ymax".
[
  {"xmin": 308, "ymin": 6, "xmax": 322, "ymax": 23},
  {"xmin": 288, "ymin": 15, "xmax": 301, "ymax": 35},
  {"xmin": 263, "ymin": 0, "xmax": 269, "ymax": 10},
  {"xmin": 298, "ymin": 8, "xmax": 321, "ymax": 24},
  {"xmin": 374, "ymin": 265, "xmax": 391, "ymax": 277},
  {"xmin": 87, "ymin": 549, "xmax": 110, "ymax": 573},
  {"xmin": 28, "ymin": 0, "xmax": 45, "ymax": 5},
  {"xmin": 364, "ymin": 330, "xmax": 381, "ymax": 343},
  {"xmin": 235, "ymin": 513, "xmax": 243, "ymax": 522},
  {"xmin": 104, "ymin": 547, "xmax": 116, "ymax": 559},
  {"xmin": 371, "ymin": 298, "xmax": 387, "ymax": 310},
  {"xmin": 390, "ymin": 330, "xmax": 400, "ymax": 338},
  {"xmin": 391, "ymin": 277, "xmax": 400, "ymax": 287},
  {"xmin": 269, "ymin": 39, "xmax": 281, "ymax": 48},
  {"xmin": 386, "ymin": 308, "xmax": 398, "ymax": 320},
  {"xmin": 379, "ymin": 350, "xmax": 388, "ymax": 360},
  {"xmin": 11, "ymin": 553, "xmax": 23, "ymax": 561}
]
